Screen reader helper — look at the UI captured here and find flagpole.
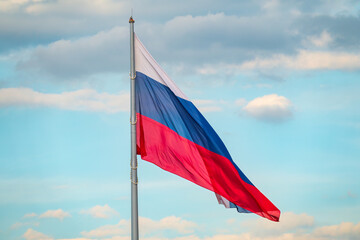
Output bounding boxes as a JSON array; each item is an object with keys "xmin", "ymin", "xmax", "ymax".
[{"xmin": 129, "ymin": 16, "xmax": 139, "ymax": 240}]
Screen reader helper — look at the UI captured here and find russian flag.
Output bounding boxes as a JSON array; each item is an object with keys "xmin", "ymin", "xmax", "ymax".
[{"xmin": 134, "ymin": 34, "xmax": 280, "ymax": 222}]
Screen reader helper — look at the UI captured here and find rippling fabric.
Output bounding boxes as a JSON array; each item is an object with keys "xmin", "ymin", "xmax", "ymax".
[{"xmin": 134, "ymin": 34, "xmax": 280, "ymax": 222}]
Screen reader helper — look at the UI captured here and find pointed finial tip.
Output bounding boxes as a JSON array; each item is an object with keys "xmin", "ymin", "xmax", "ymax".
[{"xmin": 129, "ymin": 16, "xmax": 135, "ymax": 23}]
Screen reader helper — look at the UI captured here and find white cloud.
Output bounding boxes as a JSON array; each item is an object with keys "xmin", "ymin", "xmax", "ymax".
[
  {"xmin": 256, "ymin": 83, "xmax": 273, "ymax": 88},
  {"xmin": 198, "ymin": 48, "xmax": 360, "ymax": 75},
  {"xmin": 192, "ymin": 99, "xmax": 234, "ymax": 113},
  {"xmin": 57, "ymin": 238, "xmax": 93, "ymax": 240},
  {"xmin": 102, "ymin": 237, "xmax": 130, "ymax": 240},
  {"xmin": 39, "ymin": 209, "xmax": 71, "ymax": 220},
  {"xmin": 81, "ymin": 216, "xmax": 197, "ymax": 238},
  {"xmin": 0, "ymin": 178, "xmax": 129, "ymax": 205},
  {"xmin": 314, "ymin": 222, "xmax": 360, "ymax": 238},
  {"xmin": 2, "ymin": 2, "xmax": 360, "ymax": 80},
  {"xmin": 0, "ymin": 0, "xmax": 124, "ymax": 15},
  {"xmin": 0, "ymin": 1, "xmax": 131, "ymax": 55},
  {"xmin": 202, "ymin": 233, "xmax": 323, "ymax": 240},
  {"xmin": 307, "ymin": 31, "xmax": 333, "ymax": 47},
  {"xmin": 193, "ymin": 99, "xmax": 222, "ymax": 112},
  {"xmin": 21, "ymin": 216, "xmax": 360, "ymax": 240},
  {"xmin": 102, "ymin": 236, "xmax": 131, "ymax": 240},
  {"xmin": 23, "ymin": 213, "xmax": 37, "ymax": 218},
  {"xmin": 11, "ymin": 221, "xmax": 39, "ymax": 229},
  {"xmin": 0, "ymin": 0, "xmax": 31, "ymax": 12},
  {"xmin": 262, "ymin": 0, "xmax": 280, "ymax": 11},
  {"xmin": 12, "ymin": 12, "xmax": 297, "ymax": 78},
  {"xmin": 11, "ymin": 12, "xmax": 359, "ymax": 80},
  {"xmin": 81, "ymin": 219, "xmax": 128, "ymax": 238},
  {"xmin": 23, "ymin": 228, "xmax": 53, "ymax": 240},
  {"xmin": 17, "ymin": 26, "xmax": 128, "ymax": 78},
  {"xmin": 140, "ymin": 216, "xmax": 197, "ymax": 235},
  {"xmin": 81, "ymin": 204, "xmax": 119, "ymax": 219},
  {"xmin": 242, "ymin": 212, "xmax": 314, "ymax": 235},
  {"xmin": 0, "ymin": 88, "xmax": 129, "ymax": 113},
  {"xmin": 25, "ymin": 0, "xmax": 124, "ymax": 15},
  {"xmin": 235, "ymin": 98, "xmax": 247, "ymax": 107},
  {"xmin": 243, "ymin": 94, "xmax": 293, "ymax": 122},
  {"xmin": 239, "ymin": 50, "xmax": 360, "ymax": 71}
]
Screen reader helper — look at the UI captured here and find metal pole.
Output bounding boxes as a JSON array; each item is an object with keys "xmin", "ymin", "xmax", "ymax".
[{"xmin": 129, "ymin": 16, "xmax": 139, "ymax": 240}]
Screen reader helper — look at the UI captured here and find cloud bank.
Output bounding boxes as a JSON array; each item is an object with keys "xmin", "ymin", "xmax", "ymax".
[
  {"xmin": 5, "ymin": 6, "xmax": 360, "ymax": 80},
  {"xmin": 81, "ymin": 216, "xmax": 197, "ymax": 238},
  {"xmin": 21, "ymin": 213, "xmax": 360, "ymax": 240},
  {"xmin": 239, "ymin": 50, "xmax": 360, "ymax": 71},
  {"xmin": 0, "ymin": 88, "xmax": 129, "ymax": 113}
]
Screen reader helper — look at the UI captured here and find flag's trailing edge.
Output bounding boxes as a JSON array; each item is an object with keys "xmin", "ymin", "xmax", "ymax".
[{"xmin": 134, "ymin": 34, "xmax": 280, "ymax": 222}]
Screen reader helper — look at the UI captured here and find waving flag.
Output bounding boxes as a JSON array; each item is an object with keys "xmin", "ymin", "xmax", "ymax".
[{"xmin": 134, "ymin": 34, "xmax": 280, "ymax": 222}]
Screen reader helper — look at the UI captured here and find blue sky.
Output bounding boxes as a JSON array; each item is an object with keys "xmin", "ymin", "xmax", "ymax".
[{"xmin": 1, "ymin": 0, "xmax": 360, "ymax": 240}]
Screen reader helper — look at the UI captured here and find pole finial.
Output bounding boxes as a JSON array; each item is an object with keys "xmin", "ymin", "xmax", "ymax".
[{"xmin": 129, "ymin": 16, "xmax": 135, "ymax": 23}]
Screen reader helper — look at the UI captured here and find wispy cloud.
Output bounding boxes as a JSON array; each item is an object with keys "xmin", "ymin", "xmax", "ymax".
[
  {"xmin": 344, "ymin": 191, "xmax": 358, "ymax": 199},
  {"xmin": 23, "ymin": 213, "xmax": 37, "ymax": 218},
  {"xmin": 11, "ymin": 221, "xmax": 39, "ymax": 230},
  {"xmin": 24, "ymin": 0, "xmax": 124, "ymax": 15},
  {"xmin": 193, "ymin": 99, "xmax": 223, "ymax": 112},
  {"xmin": 81, "ymin": 219, "xmax": 127, "ymax": 238},
  {"xmin": 0, "ymin": 88, "xmax": 129, "ymax": 113},
  {"xmin": 58, "ymin": 238, "xmax": 93, "ymax": 240},
  {"xmin": 307, "ymin": 31, "xmax": 333, "ymax": 47},
  {"xmin": 240, "ymin": 50, "xmax": 360, "ymax": 71},
  {"xmin": 242, "ymin": 212, "xmax": 314, "ymax": 235},
  {"xmin": 140, "ymin": 216, "xmax": 197, "ymax": 235},
  {"xmin": 235, "ymin": 98, "xmax": 247, "ymax": 107},
  {"xmin": 80, "ymin": 204, "xmax": 119, "ymax": 219},
  {"xmin": 39, "ymin": 209, "xmax": 71, "ymax": 220},
  {"xmin": 23, "ymin": 228, "xmax": 53, "ymax": 240}
]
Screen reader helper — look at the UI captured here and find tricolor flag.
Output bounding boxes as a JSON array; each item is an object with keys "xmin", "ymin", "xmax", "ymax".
[{"xmin": 134, "ymin": 34, "xmax": 280, "ymax": 222}]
